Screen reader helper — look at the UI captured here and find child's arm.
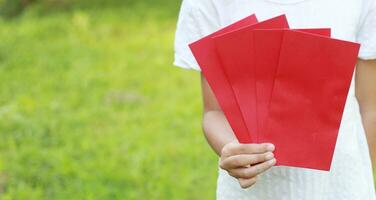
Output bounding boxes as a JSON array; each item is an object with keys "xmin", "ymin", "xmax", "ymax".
[
  {"xmin": 201, "ymin": 75, "xmax": 276, "ymax": 188},
  {"xmin": 201, "ymin": 74, "xmax": 236, "ymax": 153},
  {"xmin": 356, "ymin": 59, "xmax": 376, "ymax": 169}
]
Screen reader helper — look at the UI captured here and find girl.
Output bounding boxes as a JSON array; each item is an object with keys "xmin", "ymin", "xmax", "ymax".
[{"xmin": 174, "ymin": 0, "xmax": 376, "ymax": 199}]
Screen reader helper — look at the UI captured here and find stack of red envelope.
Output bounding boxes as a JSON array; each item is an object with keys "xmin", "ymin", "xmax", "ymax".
[{"xmin": 189, "ymin": 14, "xmax": 360, "ymax": 171}]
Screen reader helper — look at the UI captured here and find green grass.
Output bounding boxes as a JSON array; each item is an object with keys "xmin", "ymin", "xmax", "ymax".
[{"xmin": 0, "ymin": 1, "xmax": 218, "ymax": 199}]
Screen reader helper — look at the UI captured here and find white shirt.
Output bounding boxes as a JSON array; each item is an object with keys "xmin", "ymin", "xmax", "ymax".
[{"xmin": 174, "ymin": 0, "xmax": 376, "ymax": 199}]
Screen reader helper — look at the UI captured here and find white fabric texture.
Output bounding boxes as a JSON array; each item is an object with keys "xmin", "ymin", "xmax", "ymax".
[
  {"xmin": 174, "ymin": 0, "xmax": 376, "ymax": 199},
  {"xmin": 358, "ymin": 0, "xmax": 376, "ymax": 60}
]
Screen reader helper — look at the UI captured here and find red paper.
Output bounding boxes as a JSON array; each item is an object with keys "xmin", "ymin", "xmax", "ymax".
[
  {"xmin": 189, "ymin": 14, "xmax": 258, "ymax": 143},
  {"xmin": 213, "ymin": 15, "xmax": 289, "ymax": 142},
  {"xmin": 253, "ymin": 28, "xmax": 331, "ymax": 140},
  {"xmin": 262, "ymin": 30, "xmax": 360, "ymax": 171}
]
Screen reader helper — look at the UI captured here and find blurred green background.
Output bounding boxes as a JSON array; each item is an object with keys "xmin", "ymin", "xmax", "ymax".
[
  {"xmin": 1, "ymin": 1, "xmax": 375, "ymax": 200},
  {"xmin": 0, "ymin": 0, "xmax": 218, "ymax": 199}
]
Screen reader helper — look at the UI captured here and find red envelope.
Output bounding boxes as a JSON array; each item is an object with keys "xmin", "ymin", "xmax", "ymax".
[
  {"xmin": 213, "ymin": 15, "xmax": 289, "ymax": 142},
  {"xmin": 253, "ymin": 28, "xmax": 331, "ymax": 141},
  {"xmin": 263, "ymin": 30, "xmax": 360, "ymax": 170},
  {"xmin": 189, "ymin": 14, "xmax": 258, "ymax": 143}
]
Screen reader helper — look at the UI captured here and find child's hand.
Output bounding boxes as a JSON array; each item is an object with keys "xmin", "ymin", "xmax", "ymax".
[{"xmin": 219, "ymin": 141, "xmax": 276, "ymax": 189}]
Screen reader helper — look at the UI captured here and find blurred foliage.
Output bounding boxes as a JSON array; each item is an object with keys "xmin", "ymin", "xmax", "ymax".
[
  {"xmin": 0, "ymin": 0, "xmax": 218, "ymax": 199},
  {"xmin": 0, "ymin": 0, "xmax": 179, "ymax": 18},
  {"xmin": 0, "ymin": 0, "xmax": 31, "ymax": 18}
]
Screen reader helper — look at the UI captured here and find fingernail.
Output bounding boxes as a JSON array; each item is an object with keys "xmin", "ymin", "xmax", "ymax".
[
  {"xmin": 267, "ymin": 144, "xmax": 275, "ymax": 151},
  {"xmin": 265, "ymin": 152, "xmax": 274, "ymax": 160},
  {"xmin": 268, "ymin": 158, "xmax": 276, "ymax": 165}
]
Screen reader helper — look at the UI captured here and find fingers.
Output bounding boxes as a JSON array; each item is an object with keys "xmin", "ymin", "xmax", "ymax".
[
  {"xmin": 221, "ymin": 142, "xmax": 275, "ymax": 157},
  {"xmin": 220, "ymin": 152, "xmax": 274, "ymax": 169},
  {"xmin": 219, "ymin": 141, "xmax": 277, "ymax": 190},
  {"xmin": 238, "ymin": 177, "xmax": 257, "ymax": 189},
  {"xmin": 228, "ymin": 158, "xmax": 277, "ymax": 179}
]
